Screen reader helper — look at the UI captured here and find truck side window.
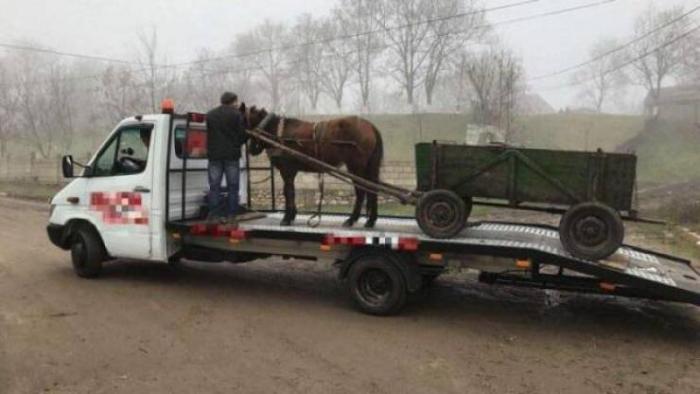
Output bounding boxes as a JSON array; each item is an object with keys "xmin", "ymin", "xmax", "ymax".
[
  {"xmin": 92, "ymin": 126, "xmax": 152, "ymax": 177},
  {"xmin": 174, "ymin": 127, "xmax": 207, "ymax": 159}
]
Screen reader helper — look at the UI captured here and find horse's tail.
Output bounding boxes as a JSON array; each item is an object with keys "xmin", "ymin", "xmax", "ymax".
[{"xmin": 367, "ymin": 123, "xmax": 383, "ymax": 182}]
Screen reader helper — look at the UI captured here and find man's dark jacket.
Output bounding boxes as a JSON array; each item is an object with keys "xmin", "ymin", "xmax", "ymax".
[{"xmin": 206, "ymin": 105, "xmax": 248, "ymax": 161}]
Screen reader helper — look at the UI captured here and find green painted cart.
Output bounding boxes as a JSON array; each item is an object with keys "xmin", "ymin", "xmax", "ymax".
[{"xmin": 414, "ymin": 142, "xmax": 641, "ymax": 260}]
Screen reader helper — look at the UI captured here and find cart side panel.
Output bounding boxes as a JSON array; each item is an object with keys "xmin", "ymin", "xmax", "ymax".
[
  {"xmin": 599, "ymin": 153, "xmax": 636, "ymax": 211},
  {"xmin": 415, "ymin": 143, "xmax": 433, "ymax": 190}
]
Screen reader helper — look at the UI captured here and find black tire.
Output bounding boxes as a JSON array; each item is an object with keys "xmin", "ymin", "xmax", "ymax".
[
  {"xmin": 559, "ymin": 202, "xmax": 624, "ymax": 261},
  {"xmin": 347, "ymin": 254, "xmax": 407, "ymax": 316},
  {"xmin": 70, "ymin": 227, "xmax": 105, "ymax": 278},
  {"xmin": 416, "ymin": 189, "xmax": 467, "ymax": 239}
]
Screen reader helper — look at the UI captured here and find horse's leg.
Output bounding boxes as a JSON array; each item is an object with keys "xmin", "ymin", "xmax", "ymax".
[
  {"xmin": 364, "ymin": 190, "xmax": 378, "ymax": 228},
  {"xmin": 280, "ymin": 169, "xmax": 297, "ymax": 226},
  {"xmin": 343, "ymin": 183, "xmax": 366, "ymax": 227},
  {"xmin": 364, "ymin": 141, "xmax": 382, "ymax": 228}
]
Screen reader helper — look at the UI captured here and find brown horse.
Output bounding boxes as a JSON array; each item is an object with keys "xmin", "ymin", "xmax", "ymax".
[{"xmin": 243, "ymin": 105, "xmax": 383, "ymax": 228}]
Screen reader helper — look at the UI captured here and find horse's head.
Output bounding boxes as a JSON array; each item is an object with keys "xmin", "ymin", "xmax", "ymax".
[{"xmin": 244, "ymin": 105, "xmax": 275, "ymax": 156}]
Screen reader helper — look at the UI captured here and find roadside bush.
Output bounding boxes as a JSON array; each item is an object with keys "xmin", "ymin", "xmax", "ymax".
[{"xmin": 656, "ymin": 196, "xmax": 700, "ymax": 226}]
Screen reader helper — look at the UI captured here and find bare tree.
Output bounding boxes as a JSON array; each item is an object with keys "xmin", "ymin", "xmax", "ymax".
[
  {"xmin": 137, "ymin": 28, "xmax": 176, "ymax": 113},
  {"xmin": 99, "ymin": 65, "xmax": 146, "ymax": 123},
  {"xmin": 181, "ymin": 48, "xmax": 238, "ymax": 111},
  {"xmin": 679, "ymin": 29, "xmax": 700, "ymax": 84},
  {"xmin": 138, "ymin": 29, "xmax": 160, "ymax": 113},
  {"xmin": 333, "ymin": 0, "xmax": 384, "ymax": 112},
  {"xmin": 245, "ymin": 21, "xmax": 290, "ymax": 110},
  {"xmin": 319, "ymin": 20, "xmax": 354, "ymax": 110},
  {"xmin": 572, "ymin": 38, "xmax": 629, "ymax": 112},
  {"xmin": 378, "ymin": 0, "xmax": 435, "ymax": 107},
  {"xmin": 628, "ymin": 4, "xmax": 692, "ymax": 115},
  {"xmin": 9, "ymin": 49, "xmax": 57, "ymax": 159},
  {"xmin": 0, "ymin": 62, "xmax": 18, "ymax": 157},
  {"xmin": 433, "ymin": 51, "xmax": 473, "ymax": 112},
  {"xmin": 466, "ymin": 48, "xmax": 524, "ymax": 141},
  {"xmin": 290, "ymin": 14, "xmax": 325, "ymax": 112},
  {"xmin": 423, "ymin": 0, "xmax": 485, "ymax": 106},
  {"xmin": 46, "ymin": 63, "xmax": 77, "ymax": 152}
]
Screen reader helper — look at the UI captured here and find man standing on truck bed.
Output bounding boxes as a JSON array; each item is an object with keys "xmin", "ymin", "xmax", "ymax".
[{"xmin": 206, "ymin": 92, "xmax": 248, "ymax": 223}]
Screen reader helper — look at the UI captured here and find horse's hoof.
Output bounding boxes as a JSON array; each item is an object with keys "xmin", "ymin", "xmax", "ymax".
[
  {"xmin": 280, "ymin": 219, "xmax": 292, "ymax": 226},
  {"xmin": 342, "ymin": 218, "xmax": 356, "ymax": 227},
  {"xmin": 364, "ymin": 220, "xmax": 376, "ymax": 228}
]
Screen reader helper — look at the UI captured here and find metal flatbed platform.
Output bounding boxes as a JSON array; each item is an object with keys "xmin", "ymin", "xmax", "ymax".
[{"xmin": 168, "ymin": 213, "xmax": 700, "ymax": 306}]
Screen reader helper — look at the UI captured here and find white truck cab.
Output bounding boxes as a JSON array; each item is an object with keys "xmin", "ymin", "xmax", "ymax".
[{"xmin": 47, "ymin": 102, "xmax": 247, "ymax": 276}]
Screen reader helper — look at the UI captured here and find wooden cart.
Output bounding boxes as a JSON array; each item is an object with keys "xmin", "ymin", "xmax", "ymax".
[{"xmin": 414, "ymin": 142, "xmax": 641, "ymax": 260}]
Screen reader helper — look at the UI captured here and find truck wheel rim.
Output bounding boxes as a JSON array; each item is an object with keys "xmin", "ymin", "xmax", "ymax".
[
  {"xmin": 358, "ymin": 269, "xmax": 391, "ymax": 306},
  {"xmin": 574, "ymin": 216, "xmax": 608, "ymax": 246}
]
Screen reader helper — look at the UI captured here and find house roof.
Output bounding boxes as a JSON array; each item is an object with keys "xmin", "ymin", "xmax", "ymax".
[{"xmin": 646, "ymin": 85, "xmax": 700, "ymax": 106}]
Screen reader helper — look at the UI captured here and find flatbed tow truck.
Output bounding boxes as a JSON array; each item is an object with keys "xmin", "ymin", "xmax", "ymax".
[{"xmin": 48, "ymin": 102, "xmax": 700, "ymax": 315}]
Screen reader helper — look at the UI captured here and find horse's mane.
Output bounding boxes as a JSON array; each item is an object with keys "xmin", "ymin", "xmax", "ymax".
[{"xmin": 263, "ymin": 113, "xmax": 306, "ymax": 133}]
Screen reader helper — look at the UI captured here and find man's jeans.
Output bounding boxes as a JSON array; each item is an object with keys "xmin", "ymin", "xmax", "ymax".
[{"xmin": 208, "ymin": 159, "xmax": 240, "ymax": 217}]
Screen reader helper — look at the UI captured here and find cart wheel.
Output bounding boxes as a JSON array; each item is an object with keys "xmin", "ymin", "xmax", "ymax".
[
  {"xmin": 559, "ymin": 202, "xmax": 624, "ymax": 260},
  {"xmin": 463, "ymin": 195, "xmax": 474, "ymax": 218},
  {"xmin": 416, "ymin": 190, "xmax": 467, "ymax": 239}
]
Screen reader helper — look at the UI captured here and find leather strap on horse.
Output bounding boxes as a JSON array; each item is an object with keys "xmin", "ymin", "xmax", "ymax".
[
  {"xmin": 312, "ymin": 121, "xmax": 326, "ymax": 159},
  {"xmin": 307, "ymin": 172, "xmax": 325, "ymax": 228},
  {"xmin": 306, "ymin": 121, "xmax": 328, "ymax": 227}
]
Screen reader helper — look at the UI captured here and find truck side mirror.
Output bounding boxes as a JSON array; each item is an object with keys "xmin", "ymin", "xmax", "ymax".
[{"xmin": 61, "ymin": 155, "xmax": 74, "ymax": 178}]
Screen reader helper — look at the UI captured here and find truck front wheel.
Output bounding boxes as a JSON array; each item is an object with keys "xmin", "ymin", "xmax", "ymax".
[
  {"xmin": 71, "ymin": 227, "xmax": 105, "ymax": 278},
  {"xmin": 347, "ymin": 254, "xmax": 407, "ymax": 316}
]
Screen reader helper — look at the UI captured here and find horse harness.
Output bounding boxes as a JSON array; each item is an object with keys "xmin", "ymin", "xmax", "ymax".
[{"xmin": 267, "ymin": 117, "xmax": 328, "ymax": 160}]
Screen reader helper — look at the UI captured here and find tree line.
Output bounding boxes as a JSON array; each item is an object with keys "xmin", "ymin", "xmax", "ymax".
[
  {"xmin": 0, "ymin": 0, "xmax": 527, "ymax": 158},
  {"xmin": 3, "ymin": 1, "xmax": 695, "ymax": 159}
]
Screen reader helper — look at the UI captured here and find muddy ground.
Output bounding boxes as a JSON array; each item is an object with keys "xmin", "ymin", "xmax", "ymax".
[{"xmin": 0, "ymin": 197, "xmax": 698, "ymax": 394}]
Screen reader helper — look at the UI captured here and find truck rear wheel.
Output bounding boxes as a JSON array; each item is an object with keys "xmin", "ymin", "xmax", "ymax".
[
  {"xmin": 559, "ymin": 202, "xmax": 624, "ymax": 261},
  {"xmin": 71, "ymin": 227, "xmax": 105, "ymax": 278},
  {"xmin": 416, "ymin": 189, "xmax": 467, "ymax": 239},
  {"xmin": 347, "ymin": 254, "xmax": 407, "ymax": 316}
]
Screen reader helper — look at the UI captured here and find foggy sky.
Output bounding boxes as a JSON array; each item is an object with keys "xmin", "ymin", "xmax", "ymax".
[{"xmin": 0, "ymin": 0, "xmax": 695, "ymax": 110}]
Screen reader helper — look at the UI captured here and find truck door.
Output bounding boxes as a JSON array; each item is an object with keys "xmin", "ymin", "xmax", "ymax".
[{"xmin": 86, "ymin": 124, "xmax": 154, "ymax": 259}]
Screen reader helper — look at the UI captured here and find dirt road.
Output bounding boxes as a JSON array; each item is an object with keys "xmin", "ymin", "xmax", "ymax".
[{"xmin": 0, "ymin": 198, "xmax": 698, "ymax": 394}]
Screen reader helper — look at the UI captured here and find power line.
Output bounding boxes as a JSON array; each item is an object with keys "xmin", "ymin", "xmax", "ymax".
[
  {"xmin": 533, "ymin": 23, "xmax": 700, "ymax": 92},
  {"xmin": 530, "ymin": 3, "xmax": 700, "ymax": 81},
  {"xmin": 0, "ymin": 42, "xmax": 141, "ymax": 65},
  {"xmin": 491, "ymin": 0, "xmax": 615, "ymax": 28},
  {"xmin": 432, "ymin": 0, "xmax": 617, "ymax": 42}
]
